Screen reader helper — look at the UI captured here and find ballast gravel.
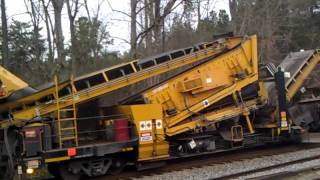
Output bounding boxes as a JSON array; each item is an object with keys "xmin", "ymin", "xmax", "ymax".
[
  {"xmin": 132, "ymin": 147, "xmax": 320, "ymax": 180},
  {"xmin": 234, "ymin": 159, "xmax": 320, "ymax": 180}
]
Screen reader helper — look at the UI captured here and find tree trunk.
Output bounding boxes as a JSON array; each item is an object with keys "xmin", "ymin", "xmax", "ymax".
[
  {"xmin": 51, "ymin": 0, "xmax": 65, "ymax": 72},
  {"xmin": 229, "ymin": 0, "xmax": 238, "ymax": 34},
  {"xmin": 66, "ymin": 0, "xmax": 79, "ymax": 75},
  {"xmin": 1, "ymin": 0, "xmax": 9, "ymax": 67},
  {"xmin": 196, "ymin": 0, "xmax": 201, "ymax": 30},
  {"xmin": 153, "ymin": 0, "xmax": 177, "ymax": 53},
  {"xmin": 161, "ymin": 18, "xmax": 165, "ymax": 52},
  {"xmin": 145, "ymin": 0, "xmax": 153, "ymax": 55},
  {"xmin": 29, "ymin": 0, "xmax": 41, "ymax": 63},
  {"xmin": 153, "ymin": 0, "xmax": 161, "ymax": 51},
  {"xmin": 130, "ymin": 0, "xmax": 137, "ymax": 58},
  {"xmin": 41, "ymin": 0, "xmax": 54, "ymax": 64}
]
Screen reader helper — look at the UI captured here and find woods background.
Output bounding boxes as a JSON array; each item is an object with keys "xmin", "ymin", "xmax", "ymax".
[{"xmin": 0, "ymin": 0, "xmax": 319, "ymax": 87}]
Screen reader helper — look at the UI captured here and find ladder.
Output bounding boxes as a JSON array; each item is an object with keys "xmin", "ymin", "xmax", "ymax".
[{"xmin": 54, "ymin": 76, "xmax": 79, "ymax": 148}]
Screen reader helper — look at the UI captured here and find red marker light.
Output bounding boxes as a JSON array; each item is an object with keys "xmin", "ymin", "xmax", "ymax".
[
  {"xmin": 67, "ymin": 148, "xmax": 77, "ymax": 157},
  {"xmin": 0, "ymin": 89, "xmax": 6, "ymax": 97}
]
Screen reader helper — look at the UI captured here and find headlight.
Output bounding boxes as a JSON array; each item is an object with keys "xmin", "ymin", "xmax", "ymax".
[{"xmin": 26, "ymin": 168, "xmax": 34, "ymax": 174}]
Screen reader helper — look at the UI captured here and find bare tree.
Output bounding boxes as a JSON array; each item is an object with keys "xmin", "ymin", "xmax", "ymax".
[
  {"xmin": 144, "ymin": 0, "xmax": 153, "ymax": 54},
  {"xmin": 66, "ymin": 0, "xmax": 80, "ymax": 74},
  {"xmin": 196, "ymin": 1, "xmax": 200, "ymax": 28},
  {"xmin": 1, "ymin": 0, "xmax": 9, "ymax": 67},
  {"xmin": 108, "ymin": 0, "xmax": 181, "ymax": 56},
  {"xmin": 51, "ymin": 0, "xmax": 65, "ymax": 71},
  {"xmin": 153, "ymin": 0, "xmax": 177, "ymax": 52},
  {"xmin": 83, "ymin": 0, "xmax": 91, "ymax": 22},
  {"xmin": 41, "ymin": 0, "xmax": 54, "ymax": 64},
  {"xmin": 24, "ymin": 0, "xmax": 42, "ymax": 62},
  {"xmin": 153, "ymin": 0, "xmax": 161, "ymax": 47},
  {"xmin": 140, "ymin": 0, "xmax": 181, "ymax": 54},
  {"xmin": 229, "ymin": 0, "xmax": 238, "ymax": 33},
  {"xmin": 130, "ymin": 0, "xmax": 138, "ymax": 58}
]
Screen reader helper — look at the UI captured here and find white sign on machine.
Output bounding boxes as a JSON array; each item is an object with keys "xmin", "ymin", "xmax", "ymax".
[
  {"xmin": 139, "ymin": 120, "xmax": 163, "ymax": 142},
  {"xmin": 140, "ymin": 132, "xmax": 153, "ymax": 142}
]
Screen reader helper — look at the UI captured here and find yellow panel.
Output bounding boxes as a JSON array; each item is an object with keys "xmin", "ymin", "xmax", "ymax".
[
  {"xmin": 117, "ymin": 104, "xmax": 163, "ymax": 121},
  {"xmin": 0, "ymin": 65, "xmax": 29, "ymax": 98},
  {"xmin": 115, "ymin": 104, "xmax": 169, "ymax": 161},
  {"xmin": 181, "ymin": 76, "xmax": 203, "ymax": 92}
]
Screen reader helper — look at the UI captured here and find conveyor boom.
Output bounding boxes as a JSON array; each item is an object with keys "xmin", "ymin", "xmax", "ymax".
[
  {"xmin": 0, "ymin": 37, "xmax": 243, "ymax": 128},
  {"xmin": 279, "ymin": 50, "xmax": 320, "ymax": 100}
]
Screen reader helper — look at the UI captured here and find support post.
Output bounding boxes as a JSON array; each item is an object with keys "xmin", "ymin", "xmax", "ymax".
[
  {"xmin": 274, "ymin": 67, "xmax": 289, "ymax": 130},
  {"xmin": 243, "ymin": 111, "xmax": 255, "ymax": 134}
]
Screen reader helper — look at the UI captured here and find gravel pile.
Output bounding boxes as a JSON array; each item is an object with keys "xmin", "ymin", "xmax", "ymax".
[{"xmin": 132, "ymin": 147, "xmax": 320, "ymax": 180}]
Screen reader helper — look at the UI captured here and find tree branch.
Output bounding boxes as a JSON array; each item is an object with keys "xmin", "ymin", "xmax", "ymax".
[
  {"xmin": 135, "ymin": 0, "xmax": 183, "ymax": 43},
  {"xmin": 106, "ymin": 0, "xmax": 131, "ymax": 17}
]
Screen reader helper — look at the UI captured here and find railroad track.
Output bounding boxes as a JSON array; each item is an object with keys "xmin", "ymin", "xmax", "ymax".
[
  {"xmin": 93, "ymin": 143, "xmax": 320, "ymax": 180},
  {"xmin": 216, "ymin": 152, "xmax": 320, "ymax": 179}
]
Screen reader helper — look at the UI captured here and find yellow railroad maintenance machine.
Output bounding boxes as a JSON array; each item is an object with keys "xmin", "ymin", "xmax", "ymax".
[{"xmin": 0, "ymin": 34, "xmax": 319, "ymax": 179}]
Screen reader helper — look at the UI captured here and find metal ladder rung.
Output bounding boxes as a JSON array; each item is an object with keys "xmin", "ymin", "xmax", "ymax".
[
  {"xmin": 61, "ymin": 136, "xmax": 77, "ymax": 141},
  {"xmin": 55, "ymin": 75, "xmax": 79, "ymax": 148},
  {"xmin": 61, "ymin": 127, "xmax": 76, "ymax": 131},
  {"xmin": 60, "ymin": 118, "xmax": 76, "ymax": 121},
  {"xmin": 59, "ymin": 108, "xmax": 75, "ymax": 112}
]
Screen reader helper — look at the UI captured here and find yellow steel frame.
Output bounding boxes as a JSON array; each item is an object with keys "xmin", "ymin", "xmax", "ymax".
[
  {"xmin": 0, "ymin": 36, "xmax": 244, "ymax": 129},
  {"xmin": 165, "ymin": 99, "xmax": 260, "ymax": 136},
  {"xmin": 165, "ymin": 75, "xmax": 258, "ymax": 128},
  {"xmin": 142, "ymin": 35, "xmax": 260, "ymax": 136}
]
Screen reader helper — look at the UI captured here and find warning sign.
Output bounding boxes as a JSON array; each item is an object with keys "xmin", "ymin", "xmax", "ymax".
[
  {"xmin": 145, "ymin": 120, "xmax": 152, "ymax": 130},
  {"xmin": 140, "ymin": 121, "xmax": 146, "ymax": 131},
  {"xmin": 140, "ymin": 132, "xmax": 152, "ymax": 142},
  {"xmin": 156, "ymin": 119, "xmax": 162, "ymax": 129}
]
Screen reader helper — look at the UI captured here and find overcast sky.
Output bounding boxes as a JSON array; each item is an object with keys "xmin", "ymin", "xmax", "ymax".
[{"xmin": 6, "ymin": 0, "xmax": 229, "ymax": 52}]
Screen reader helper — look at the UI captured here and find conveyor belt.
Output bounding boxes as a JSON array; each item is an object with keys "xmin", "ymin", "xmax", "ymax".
[
  {"xmin": 279, "ymin": 50, "xmax": 320, "ymax": 99},
  {"xmin": 0, "ymin": 36, "xmax": 244, "ymax": 128}
]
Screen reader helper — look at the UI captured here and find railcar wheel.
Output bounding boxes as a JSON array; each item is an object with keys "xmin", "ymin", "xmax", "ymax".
[
  {"xmin": 59, "ymin": 162, "xmax": 81, "ymax": 180},
  {"xmin": 109, "ymin": 158, "xmax": 126, "ymax": 175}
]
